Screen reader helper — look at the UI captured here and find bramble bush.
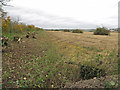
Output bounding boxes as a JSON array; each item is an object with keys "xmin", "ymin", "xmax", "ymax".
[
  {"xmin": 2, "ymin": 16, "xmax": 43, "ymax": 33},
  {"xmin": 2, "ymin": 16, "xmax": 43, "ymax": 38},
  {"xmin": 94, "ymin": 27, "xmax": 110, "ymax": 35}
]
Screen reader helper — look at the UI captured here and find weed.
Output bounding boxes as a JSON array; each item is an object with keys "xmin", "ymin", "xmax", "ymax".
[{"xmin": 104, "ymin": 80, "xmax": 118, "ymax": 88}]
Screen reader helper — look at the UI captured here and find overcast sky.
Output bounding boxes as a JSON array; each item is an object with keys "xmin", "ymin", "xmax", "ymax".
[{"xmin": 3, "ymin": 0, "xmax": 119, "ymax": 29}]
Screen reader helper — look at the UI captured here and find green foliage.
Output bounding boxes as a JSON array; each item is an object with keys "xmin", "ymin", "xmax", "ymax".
[
  {"xmin": 72, "ymin": 29, "xmax": 83, "ymax": 33},
  {"xmin": 94, "ymin": 27, "xmax": 110, "ymax": 35},
  {"xmin": 54, "ymin": 30, "xmax": 60, "ymax": 31},
  {"xmin": 63, "ymin": 29, "xmax": 71, "ymax": 32},
  {"xmin": 2, "ymin": 16, "xmax": 118, "ymax": 88},
  {"xmin": 89, "ymin": 31, "xmax": 93, "ymax": 32},
  {"xmin": 104, "ymin": 80, "xmax": 118, "ymax": 88},
  {"xmin": 2, "ymin": 16, "xmax": 43, "ymax": 39}
]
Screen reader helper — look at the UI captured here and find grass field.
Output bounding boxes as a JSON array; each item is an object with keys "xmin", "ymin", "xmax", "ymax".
[
  {"xmin": 47, "ymin": 31, "xmax": 118, "ymax": 75},
  {"xmin": 2, "ymin": 30, "xmax": 118, "ymax": 88}
]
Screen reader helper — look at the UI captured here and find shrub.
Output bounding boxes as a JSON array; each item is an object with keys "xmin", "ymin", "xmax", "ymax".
[
  {"xmin": 2, "ymin": 16, "xmax": 43, "ymax": 39},
  {"xmin": 54, "ymin": 30, "xmax": 60, "ymax": 31},
  {"xmin": 63, "ymin": 29, "xmax": 71, "ymax": 32},
  {"xmin": 72, "ymin": 29, "xmax": 83, "ymax": 33},
  {"xmin": 89, "ymin": 31, "xmax": 93, "ymax": 32},
  {"xmin": 89, "ymin": 30, "xmax": 94, "ymax": 32},
  {"xmin": 94, "ymin": 27, "xmax": 110, "ymax": 35},
  {"xmin": 2, "ymin": 16, "xmax": 42, "ymax": 33}
]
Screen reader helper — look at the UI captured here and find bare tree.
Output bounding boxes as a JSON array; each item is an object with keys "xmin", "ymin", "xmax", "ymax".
[
  {"xmin": 0, "ymin": 0, "xmax": 11, "ymax": 18},
  {"xmin": 0, "ymin": 0, "xmax": 10, "ymax": 6}
]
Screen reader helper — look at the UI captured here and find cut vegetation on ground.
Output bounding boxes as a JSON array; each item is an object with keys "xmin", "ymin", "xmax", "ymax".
[
  {"xmin": 2, "ymin": 30, "xmax": 118, "ymax": 88},
  {"xmin": 2, "ymin": 16, "xmax": 119, "ymax": 88}
]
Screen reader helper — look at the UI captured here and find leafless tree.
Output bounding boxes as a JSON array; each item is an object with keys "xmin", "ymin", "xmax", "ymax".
[
  {"xmin": 0, "ymin": 0, "xmax": 11, "ymax": 18},
  {"xmin": 0, "ymin": 0, "xmax": 10, "ymax": 6}
]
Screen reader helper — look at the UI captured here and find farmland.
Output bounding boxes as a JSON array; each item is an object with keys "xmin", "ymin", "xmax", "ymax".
[{"xmin": 2, "ymin": 28, "xmax": 118, "ymax": 88}]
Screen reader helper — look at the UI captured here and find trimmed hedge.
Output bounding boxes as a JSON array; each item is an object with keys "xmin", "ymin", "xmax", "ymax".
[
  {"xmin": 72, "ymin": 29, "xmax": 83, "ymax": 33},
  {"xmin": 94, "ymin": 27, "xmax": 110, "ymax": 35}
]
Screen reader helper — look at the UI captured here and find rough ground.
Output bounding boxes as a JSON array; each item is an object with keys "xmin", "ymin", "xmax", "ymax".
[
  {"xmin": 2, "ymin": 31, "xmax": 118, "ymax": 88},
  {"xmin": 64, "ymin": 75, "xmax": 118, "ymax": 88},
  {"xmin": 46, "ymin": 31, "xmax": 118, "ymax": 88},
  {"xmin": 2, "ymin": 33, "xmax": 48, "ymax": 88}
]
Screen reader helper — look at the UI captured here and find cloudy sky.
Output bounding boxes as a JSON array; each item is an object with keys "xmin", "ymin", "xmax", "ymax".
[{"xmin": 3, "ymin": 0, "xmax": 119, "ymax": 29}]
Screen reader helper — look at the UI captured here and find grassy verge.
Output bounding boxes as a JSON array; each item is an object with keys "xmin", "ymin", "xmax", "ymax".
[{"xmin": 2, "ymin": 30, "xmax": 65, "ymax": 88}]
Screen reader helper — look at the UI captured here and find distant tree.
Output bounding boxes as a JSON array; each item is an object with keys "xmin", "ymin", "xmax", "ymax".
[
  {"xmin": 94, "ymin": 27, "xmax": 110, "ymax": 35},
  {"xmin": 72, "ymin": 29, "xmax": 83, "ymax": 33}
]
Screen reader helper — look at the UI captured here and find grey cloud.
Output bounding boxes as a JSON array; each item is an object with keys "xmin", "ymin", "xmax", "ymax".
[{"xmin": 3, "ymin": 6, "xmax": 115, "ymax": 29}]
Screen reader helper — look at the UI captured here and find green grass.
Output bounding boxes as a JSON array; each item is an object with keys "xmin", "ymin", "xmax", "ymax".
[
  {"xmin": 2, "ymin": 30, "xmax": 64, "ymax": 88},
  {"xmin": 2, "ymin": 30, "xmax": 118, "ymax": 88},
  {"xmin": 2, "ymin": 30, "xmax": 39, "ymax": 40}
]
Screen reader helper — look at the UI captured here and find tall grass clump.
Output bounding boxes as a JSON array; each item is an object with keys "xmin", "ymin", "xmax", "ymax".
[
  {"xmin": 94, "ymin": 27, "xmax": 110, "ymax": 35},
  {"xmin": 72, "ymin": 29, "xmax": 83, "ymax": 33}
]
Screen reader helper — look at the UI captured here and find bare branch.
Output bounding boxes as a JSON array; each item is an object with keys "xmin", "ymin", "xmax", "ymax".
[{"xmin": 0, "ymin": 0, "xmax": 11, "ymax": 6}]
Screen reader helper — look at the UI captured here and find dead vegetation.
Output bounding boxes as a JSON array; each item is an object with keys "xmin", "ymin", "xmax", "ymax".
[
  {"xmin": 1, "ymin": 36, "xmax": 8, "ymax": 47},
  {"xmin": 46, "ymin": 31, "xmax": 118, "ymax": 49},
  {"xmin": 2, "ymin": 30, "xmax": 118, "ymax": 88},
  {"xmin": 46, "ymin": 31, "xmax": 118, "ymax": 88},
  {"xmin": 26, "ymin": 32, "xmax": 36, "ymax": 39}
]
